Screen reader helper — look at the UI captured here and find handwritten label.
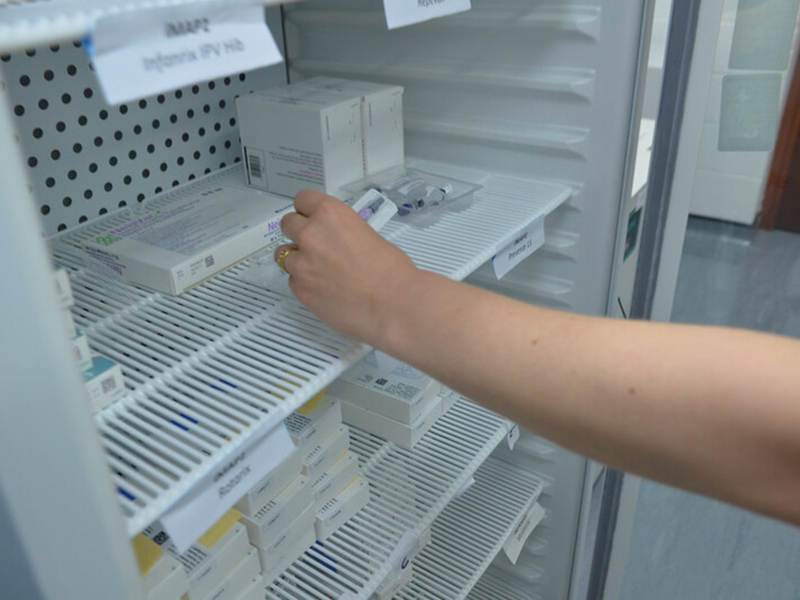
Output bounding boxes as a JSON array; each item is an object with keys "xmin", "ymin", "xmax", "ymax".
[
  {"xmin": 383, "ymin": 0, "xmax": 472, "ymax": 30},
  {"xmin": 161, "ymin": 420, "xmax": 294, "ymax": 553},
  {"xmin": 388, "ymin": 531, "xmax": 420, "ymax": 578},
  {"xmin": 90, "ymin": 5, "xmax": 283, "ymax": 105},
  {"xmin": 506, "ymin": 421, "xmax": 520, "ymax": 451},
  {"xmin": 503, "ymin": 502, "xmax": 546, "ymax": 565},
  {"xmin": 492, "ymin": 216, "xmax": 545, "ymax": 280}
]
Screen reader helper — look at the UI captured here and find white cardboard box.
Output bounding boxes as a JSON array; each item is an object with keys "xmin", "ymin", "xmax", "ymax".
[
  {"xmin": 301, "ymin": 425, "xmax": 350, "ymax": 479},
  {"xmin": 52, "ymin": 264, "xmax": 74, "ymax": 308},
  {"xmin": 81, "ymin": 185, "xmax": 293, "ymax": 295},
  {"xmin": 341, "ymin": 395, "xmax": 443, "ymax": 449},
  {"xmin": 240, "ymin": 475, "xmax": 311, "ymax": 549},
  {"xmin": 70, "ymin": 332, "xmax": 93, "ymax": 372},
  {"xmin": 257, "ymin": 502, "xmax": 316, "ymax": 566},
  {"xmin": 200, "ymin": 547, "xmax": 261, "ymax": 600},
  {"xmin": 285, "ymin": 397, "xmax": 342, "ymax": 449},
  {"xmin": 310, "ymin": 450, "xmax": 360, "ymax": 511},
  {"xmin": 82, "ymin": 354, "xmax": 127, "ymax": 413},
  {"xmin": 315, "ymin": 477, "xmax": 370, "ymax": 541},
  {"xmin": 234, "ymin": 449, "xmax": 303, "ymax": 517},
  {"xmin": 295, "ymin": 77, "xmax": 404, "ymax": 177},
  {"xmin": 260, "ymin": 525, "xmax": 316, "ymax": 586},
  {"xmin": 144, "ymin": 552, "xmax": 191, "ymax": 600},
  {"xmin": 236, "ymin": 86, "xmax": 363, "ymax": 198},
  {"xmin": 235, "ymin": 575, "xmax": 266, "ymax": 600},
  {"xmin": 326, "ymin": 353, "xmax": 440, "ymax": 423}
]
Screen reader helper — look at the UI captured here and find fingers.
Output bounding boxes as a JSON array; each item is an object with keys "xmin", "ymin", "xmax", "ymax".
[
  {"xmin": 280, "ymin": 212, "xmax": 306, "ymax": 243},
  {"xmin": 274, "ymin": 244, "xmax": 298, "ymax": 275},
  {"xmin": 294, "ymin": 189, "xmax": 332, "ymax": 217}
]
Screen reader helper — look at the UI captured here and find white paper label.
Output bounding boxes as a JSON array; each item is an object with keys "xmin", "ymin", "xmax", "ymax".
[
  {"xmin": 492, "ymin": 216, "xmax": 545, "ymax": 280},
  {"xmin": 453, "ymin": 476, "xmax": 475, "ymax": 500},
  {"xmin": 506, "ymin": 421, "xmax": 520, "ymax": 451},
  {"xmin": 161, "ymin": 420, "xmax": 295, "ymax": 553},
  {"xmin": 503, "ymin": 502, "xmax": 546, "ymax": 565},
  {"xmin": 374, "ymin": 350, "xmax": 405, "ymax": 379},
  {"xmin": 90, "ymin": 5, "xmax": 283, "ymax": 105},
  {"xmin": 388, "ymin": 531, "xmax": 420, "ymax": 578},
  {"xmin": 383, "ymin": 0, "xmax": 472, "ymax": 30}
]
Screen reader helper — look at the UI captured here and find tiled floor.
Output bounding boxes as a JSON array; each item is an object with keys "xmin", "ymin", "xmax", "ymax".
[{"xmin": 618, "ymin": 217, "xmax": 800, "ymax": 600}]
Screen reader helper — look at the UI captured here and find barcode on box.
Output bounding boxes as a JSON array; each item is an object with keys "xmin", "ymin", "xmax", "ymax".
[
  {"xmin": 101, "ymin": 376, "xmax": 117, "ymax": 394},
  {"xmin": 246, "ymin": 148, "xmax": 264, "ymax": 181}
]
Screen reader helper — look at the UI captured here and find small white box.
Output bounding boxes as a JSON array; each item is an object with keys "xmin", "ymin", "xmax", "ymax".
[
  {"xmin": 235, "ymin": 575, "xmax": 266, "ymax": 600},
  {"xmin": 236, "ymin": 86, "xmax": 363, "ymax": 198},
  {"xmin": 52, "ymin": 264, "xmax": 74, "ymax": 308},
  {"xmin": 301, "ymin": 425, "xmax": 350, "ymax": 479},
  {"xmin": 341, "ymin": 396, "xmax": 443, "ymax": 449},
  {"xmin": 144, "ymin": 552, "xmax": 191, "ymax": 600},
  {"xmin": 326, "ymin": 353, "xmax": 440, "ymax": 423},
  {"xmin": 298, "ymin": 77, "xmax": 404, "ymax": 176},
  {"xmin": 315, "ymin": 477, "xmax": 370, "ymax": 541},
  {"xmin": 372, "ymin": 564, "xmax": 414, "ymax": 600},
  {"xmin": 441, "ymin": 386, "xmax": 459, "ymax": 414},
  {"xmin": 257, "ymin": 502, "xmax": 316, "ymax": 566},
  {"xmin": 285, "ymin": 397, "xmax": 342, "ymax": 448},
  {"xmin": 240, "ymin": 475, "xmax": 311, "ymax": 549},
  {"xmin": 260, "ymin": 525, "xmax": 316, "ymax": 586},
  {"xmin": 82, "ymin": 355, "xmax": 127, "ymax": 413},
  {"xmin": 235, "ymin": 449, "xmax": 303, "ymax": 517},
  {"xmin": 310, "ymin": 450, "xmax": 360, "ymax": 511},
  {"xmin": 200, "ymin": 547, "xmax": 260, "ymax": 600},
  {"xmin": 144, "ymin": 522, "xmax": 250, "ymax": 600},
  {"xmin": 70, "ymin": 332, "xmax": 93, "ymax": 372},
  {"xmin": 61, "ymin": 309, "xmax": 78, "ymax": 339},
  {"xmin": 81, "ymin": 186, "xmax": 293, "ymax": 296}
]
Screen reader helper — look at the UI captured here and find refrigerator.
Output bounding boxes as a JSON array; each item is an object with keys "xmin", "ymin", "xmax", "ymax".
[{"xmin": 0, "ymin": 1, "xmax": 720, "ymax": 599}]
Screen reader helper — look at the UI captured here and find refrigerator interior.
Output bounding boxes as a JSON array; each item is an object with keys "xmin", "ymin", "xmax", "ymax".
[{"xmin": 0, "ymin": 1, "xmax": 655, "ymax": 599}]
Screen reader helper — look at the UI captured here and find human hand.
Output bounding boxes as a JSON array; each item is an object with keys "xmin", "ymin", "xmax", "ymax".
[{"xmin": 275, "ymin": 190, "xmax": 418, "ymax": 346}]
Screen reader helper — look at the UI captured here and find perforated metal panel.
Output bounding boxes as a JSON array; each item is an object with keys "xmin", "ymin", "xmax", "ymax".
[{"xmin": 0, "ymin": 11, "xmax": 286, "ymax": 235}]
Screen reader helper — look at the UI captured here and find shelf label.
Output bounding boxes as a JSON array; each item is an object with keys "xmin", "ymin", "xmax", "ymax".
[
  {"xmin": 492, "ymin": 216, "xmax": 545, "ymax": 280},
  {"xmin": 503, "ymin": 502, "xmax": 546, "ymax": 565},
  {"xmin": 90, "ymin": 5, "xmax": 283, "ymax": 105},
  {"xmin": 383, "ymin": 0, "xmax": 472, "ymax": 30},
  {"xmin": 161, "ymin": 420, "xmax": 295, "ymax": 553},
  {"xmin": 388, "ymin": 531, "xmax": 420, "ymax": 578},
  {"xmin": 506, "ymin": 421, "xmax": 520, "ymax": 451}
]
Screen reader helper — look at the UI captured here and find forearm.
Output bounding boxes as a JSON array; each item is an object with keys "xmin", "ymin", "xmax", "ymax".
[{"xmin": 373, "ymin": 270, "xmax": 800, "ymax": 526}]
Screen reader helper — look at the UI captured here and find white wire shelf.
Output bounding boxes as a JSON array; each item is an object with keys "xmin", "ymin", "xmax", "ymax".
[
  {"xmin": 467, "ymin": 570, "xmax": 542, "ymax": 600},
  {"xmin": 48, "ymin": 160, "xmax": 569, "ymax": 539},
  {"xmin": 395, "ymin": 456, "xmax": 546, "ymax": 600},
  {"xmin": 0, "ymin": 0, "xmax": 294, "ymax": 54},
  {"xmin": 266, "ymin": 398, "xmax": 508, "ymax": 600}
]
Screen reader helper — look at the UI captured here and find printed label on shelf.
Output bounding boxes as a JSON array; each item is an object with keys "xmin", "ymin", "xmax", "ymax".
[
  {"xmin": 492, "ymin": 216, "xmax": 545, "ymax": 280},
  {"xmin": 503, "ymin": 502, "xmax": 546, "ymax": 565},
  {"xmin": 453, "ymin": 476, "xmax": 475, "ymax": 500},
  {"xmin": 506, "ymin": 421, "xmax": 520, "ymax": 451},
  {"xmin": 383, "ymin": 0, "xmax": 472, "ymax": 30},
  {"xmin": 161, "ymin": 420, "xmax": 295, "ymax": 553},
  {"xmin": 388, "ymin": 530, "xmax": 420, "ymax": 578},
  {"xmin": 90, "ymin": 5, "xmax": 283, "ymax": 105}
]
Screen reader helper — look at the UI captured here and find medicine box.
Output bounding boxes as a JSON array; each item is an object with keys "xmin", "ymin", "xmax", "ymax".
[
  {"xmin": 340, "ymin": 395, "xmax": 443, "ymax": 449},
  {"xmin": 310, "ymin": 450, "xmax": 360, "ymax": 511},
  {"xmin": 81, "ymin": 185, "xmax": 293, "ymax": 296},
  {"xmin": 296, "ymin": 77, "xmax": 405, "ymax": 177},
  {"xmin": 200, "ymin": 547, "xmax": 260, "ymax": 600},
  {"xmin": 70, "ymin": 332, "xmax": 92, "ymax": 372},
  {"xmin": 52, "ymin": 264, "xmax": 74, "ymax": 308},
  {"xmin": 235, "ymin": 448, "xmax": 303, "ymax": 517},
  {"xmin": 256, "ymin": 502, "xmax": 315, "ymax": 568},
  {"xmin": 315, "ymin": 477, "xmax": 370, "ymax": 541},
  {"xmin": 143, "ymin": 553, "xmax": 191, "ymax": 600},
  {"xmin": 82, "ymin": 355, "xmax": 126, "ymax": 413},
  {"xmin": 236, "ymin": 86, "xmax": 363, "ymax": 198},
  {"xmin": 235, "ymin": 575, "xmax": 266, "ymax": 600},
  {"xmin": 325, "ymin": 353, "xmax": 440, "ymax": 423},
  {"xmin": 285, "ymin": 397, "xmax": 342, "ymax": 449},
  {"xmin": 301, "ymin": 425, "xmax": 350, "ymax": 479},
  {"xmin": 240, "ymin": 475, "xmax": 311, "ymax": 549},
  {"xmin": 260, "ymin": 524, "xmax": 315, "ymax": 585},
  {"xmin": 144, "ymin": 521, "xmax": 250, "ymax": 600}
]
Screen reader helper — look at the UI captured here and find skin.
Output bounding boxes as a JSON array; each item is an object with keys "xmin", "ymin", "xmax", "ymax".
[{"xmin": 277, "ymin": 189, "xmax": 800, "ymax": 527}]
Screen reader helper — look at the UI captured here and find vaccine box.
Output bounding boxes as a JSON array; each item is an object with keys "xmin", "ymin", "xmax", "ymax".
[
  {"xmin": 235, "ymin": 449, "xmax": 303, "ymax": 517},
  {"xmin": 315, "ymin": 477, "xmax": 370, "ymax": 541},
  {"xmin": 70, "ymin": 332, "xmax": 93, "ymax": 372},
  {"xmin": 52, "ymin": 264, "xmax": 74, "ymax": 308},
  {"xmin": 236, "ymin": 86, "xmax": 363, "ymax": 198},
  {"xmin": 341, "ymin": 395, "xmax": 443, "ymax": 449},
  {"xmin": 260, "ymin": 523, "xmax": 315, "ymax": 585},
  {"xmin": 256, "ymin": 502, "xmax": 315, "ymax": 569},
  {"xmin": 200, "ymin": 547, "xmax": 261, "ymax": 600},
  {"xmin": 285, "ymin": 397, "xmax": 342, "ymax": 449},
  {"xmin": 240, "ymin": 475, "xmax": 311, "ymax": 549},
  {"xmin": 236, "ymin": 575, "xmax": 266, "ymax": 600},
  {"xmin": 296, "ymin": 77, "xmax": 405, "ymax": 177},
  {"xmin": 310, "ymin": 450, "xmax": 360, "ymax": 511},
  {"xmin": 301, "ymin": 425, "xmax": 350, "ymax": 479},
  {"xmin": 326, "ymin": 353, "xmax": 440, "ymax": 423},
  {"xmin": 143, "ymin": 553, "xmax": 190, "ymax": 600},
  {"xmin": 81, "ymin": 186, "xmax": 293, "ymax": 296},
  {"xmin": 82, "ymin": 355, "xmax": 127, "ymax": 413}
]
